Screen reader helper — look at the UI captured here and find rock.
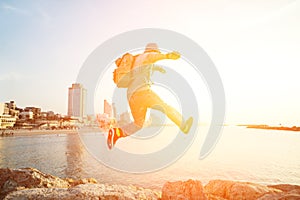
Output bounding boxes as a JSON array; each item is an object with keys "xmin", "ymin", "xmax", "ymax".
[
  {"xmin": 64, "ymin": 177, "xmax": 98, "ymax": 187},
  {"xmin": 71, "ymin": 183, "xmax": 161, "ymax": 200},
  {"xmin": 162, "ymin": 179, "xmax": 207, "ymax": 200},
  {"xmin": 0, "ymin": 167, "xmax": 160, "ymax": 200},
  {"xmin": 204, "ymin": 180, "xmax": 281, "ymax": 200},
  {"xmin": 3, "ymin": 168, "xmax": 300, "ymax": 200},
  {"xmin": 5, "ymin": 183, "xmax": 161, "ymax": 200},
  {"xmin": 4, "ymin": 188, "xmax": 72, "ymax": 200},
  {"xmin": 0, "ymin": 168, "xmax": 70, "ymax": 199},
  {"xmin": 268, "ymin": 184, "xmax": 300, "ymax": 192},
  {"xmin": 258, "ymin": 191, "xmax": 300, "ymax": 200},
  {"xmin": 258, "ymin": 184, "xmax": 300, "ymax": 200},
  {"xmin": 206, "ymin": 194, "xmax": 227, "ymax": 200}
]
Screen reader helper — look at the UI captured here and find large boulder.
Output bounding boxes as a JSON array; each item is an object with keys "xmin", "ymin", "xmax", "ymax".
[
  {"xmin": 5, "ymin": 183, "xmax": 161, "ymax": 200},
  {"xmin": 204, "ymin": 180, "xmax": 281, "ymax": 200},
  {"xmin": 0, "ymin": 168, "xmax": 70, "ymax": 198},
  {"xmin": 0, "ymin": 168, "xmax": 97, "ymax": 199},
  {"xmin": 162, "ymin": 179, "xmax": 207, "ymax": 200}
]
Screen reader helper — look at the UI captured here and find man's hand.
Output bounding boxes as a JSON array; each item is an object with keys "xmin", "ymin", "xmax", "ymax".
[
  {"xmin": 167, "ymin": 51, "xmax": 181, "ymax": 60},
  {"xmin": 153, "ymin": 65, "xmax": 166, "ymax": 73},
  {"xmin": 158, "ymin": 67, "xmax": 166, "ymax": 73}
]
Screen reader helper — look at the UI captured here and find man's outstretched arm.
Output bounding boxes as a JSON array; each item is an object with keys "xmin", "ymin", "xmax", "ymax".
[{"xmin": 146, "ymin": 51, "xmax": 181, "ymax": 63}]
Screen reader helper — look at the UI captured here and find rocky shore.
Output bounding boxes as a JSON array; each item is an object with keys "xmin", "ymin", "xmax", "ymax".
[{"xmin": 1, "ymin": 168, "xmax": 300, "ymax": 200}]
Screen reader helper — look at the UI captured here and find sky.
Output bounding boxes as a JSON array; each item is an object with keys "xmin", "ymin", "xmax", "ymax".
[{"xmin": 0, "ymin": 0, "xmax": 299, "ymax": 125}]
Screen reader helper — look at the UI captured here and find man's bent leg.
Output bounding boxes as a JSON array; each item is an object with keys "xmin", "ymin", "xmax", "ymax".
[
  {"xmin": 152, "ymin": 103, "xmax": 183, "ymax": 128},
  {"xmin": 148, "ymin": 90, "xmax": 193, "ymax": 134},
  {"xmin": 121, "ymin": 91, "xmax": 147, "ymax": 136}
]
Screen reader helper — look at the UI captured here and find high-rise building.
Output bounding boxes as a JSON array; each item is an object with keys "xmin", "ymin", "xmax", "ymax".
[
  {"xmin": 68, "ymin": 83, "xmax": 86, "ymax": 118},
  {"xmin": 104, "ymin": 99, "xmax": 112, "ymax": 118},
  {"xmin": 112, "ymin": 103, "xmax": 117, "ymax": 119}
]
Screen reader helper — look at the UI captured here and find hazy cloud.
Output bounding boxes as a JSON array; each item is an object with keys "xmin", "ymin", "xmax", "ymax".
[{"xmin": 1, "ymin": 3, "xmax": 30, "ymax": 15}]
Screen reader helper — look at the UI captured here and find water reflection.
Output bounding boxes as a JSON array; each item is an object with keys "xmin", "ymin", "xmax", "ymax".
[
  {"xmin": 64, "ymin": 133, "xmax": 86, "ymax": 179},
  {"xmin": 1, "ymin": 127, "xmax": 300, "ymax": 189},
  {"xmin": 0, "ymin": 134, "xmax": 66, "ymax": 176}
]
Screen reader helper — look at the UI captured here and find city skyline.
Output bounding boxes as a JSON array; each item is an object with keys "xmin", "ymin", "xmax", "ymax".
[
  {"xmin": 1, "ymin": 83, "xmax": 87, "ymax": 118},
  {"xmin": 1, "ymin": 1, "xmax": 300, "ymax": 125}
]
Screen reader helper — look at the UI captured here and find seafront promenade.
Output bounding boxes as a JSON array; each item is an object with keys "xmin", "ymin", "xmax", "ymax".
[{"xmin": 0, "ymin": 127, "xmax": 99, "ymax": 137}]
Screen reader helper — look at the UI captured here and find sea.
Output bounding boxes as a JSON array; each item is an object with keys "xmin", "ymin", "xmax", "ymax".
[{"xmin": 0, "ymin": 126, "xmax": 299, "ymax": 189}]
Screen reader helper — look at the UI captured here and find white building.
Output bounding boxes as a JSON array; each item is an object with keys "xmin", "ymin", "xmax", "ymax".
[
  {"xmin": 68, "ymin": 83, "xmax": 86, "ymax": 119},
  {"xmin": 0, "ymin": 103, "xmax": 16, "ymax": 129}
]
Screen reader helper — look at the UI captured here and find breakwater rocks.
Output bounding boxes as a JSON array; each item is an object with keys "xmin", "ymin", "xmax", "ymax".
[
  {"xmin": 0, "ymin": 168, "xmax": 160, "ymax": 200},
  {"xmin": 1, "ymin": 168, "xmax": 300, "ymax": 200}
]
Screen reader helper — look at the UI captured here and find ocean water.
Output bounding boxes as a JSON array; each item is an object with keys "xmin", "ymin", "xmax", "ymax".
[{"xmin": 0, "ymin": 126, "xmax": 299, "ymax": 189}]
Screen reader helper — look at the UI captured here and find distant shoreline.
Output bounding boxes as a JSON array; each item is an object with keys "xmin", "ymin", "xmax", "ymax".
[{"xmin": 238, "ymin": 124, "xmax": 300, "ymax": 132}]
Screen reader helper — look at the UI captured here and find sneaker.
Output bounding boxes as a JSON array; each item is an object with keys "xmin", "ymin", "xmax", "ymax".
[
  {"xmin": 181, "ymin": 117, "xmax": 193, "ymax": 134},
  {"xmin": 107, "ymin": 128, "xmax": 123, "ymax": 150}
]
